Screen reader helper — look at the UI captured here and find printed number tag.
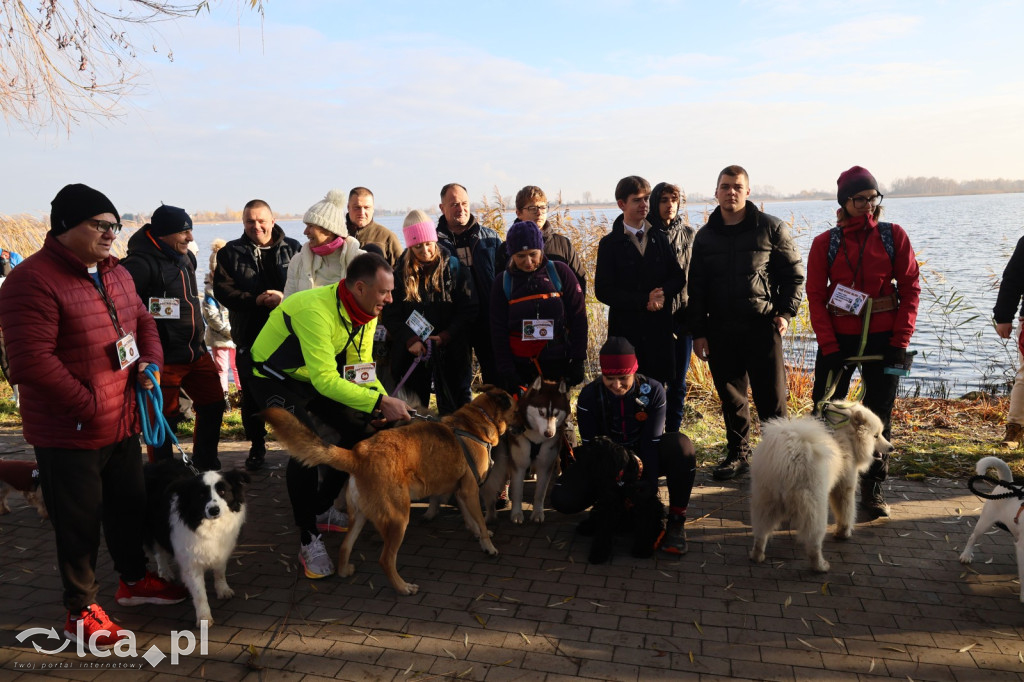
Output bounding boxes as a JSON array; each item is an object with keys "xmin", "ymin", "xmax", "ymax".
[
  {"xmin": 829, "ymin": 284, "xmax": 868, "ymax": 315},
  {"xmin": 344, "ymin": 362, "xmax": 377, "ymax": 385},
  {"xmin": 115, "ymin": 333, "xmax": 139, "ymax": 370},
  {"xmin": 522, "ymin": 319, "xmax": 554, "ymax": 341},
  {"xmin": 406, "ymin": 310, "xmax": 435, "ymax": 341},
  {"xmin": 148, "ymin": 297, "xmax": 181, "ymax": 320}
]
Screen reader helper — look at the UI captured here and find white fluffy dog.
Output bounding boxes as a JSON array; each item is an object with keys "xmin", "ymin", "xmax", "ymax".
[
  {"xmin": 959, "ymin": 456, "xmax": 1024, "ymax": 602},
  {"xmin": 749, "ymin": 402, "xmax": 892, "ymax": 572}
]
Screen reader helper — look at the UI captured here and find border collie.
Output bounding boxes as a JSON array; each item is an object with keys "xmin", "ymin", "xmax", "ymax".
[{"xmin": 143, "ymin": 460, "xmax": 249, "ymax": 626}]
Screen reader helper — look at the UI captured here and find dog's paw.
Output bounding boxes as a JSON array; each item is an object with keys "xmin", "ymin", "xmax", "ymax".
[
  {"xmin": 959, "ymin": 550, "xmax": 974, "ymax": 564},
  {"xmin": 811, "ymin": 558, "xmax": 830, "ymax": 573},
  {"xmin": 196, "ymin": 614, "xmax": 213, "ymax": 628},
  {"xmin": 749, "ymin": 548, "xmax": 766, "ymax": 563},
  {"xmin": 480, "ymin": 538, "xmax": 499, "ymax": 556},
  {"xmin": 338, "ymin": 564, "xmax": 356, "ymax": 578},
  {"xmin": 215, "ymin": 585, "xmax": 234, "ymax": 600},
  {"xmin": 834, "ymin": 526, "xmax": 853, "ymax": 541},
  {"xmin": 510, "ymin": 510, "xmax": 524, "ymax": 524},
  {"xmin": 397, "ymin": 582, "xmax": 419, "ymax": 595},
  {"xmin": 530, "ymin": 509, "xmax": 545, "ymax": 524}
]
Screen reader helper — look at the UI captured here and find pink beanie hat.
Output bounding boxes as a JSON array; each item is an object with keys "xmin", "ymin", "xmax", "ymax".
[{"xmin": 402, "ymin": 210, "xmax": 437, "ymax": 248}]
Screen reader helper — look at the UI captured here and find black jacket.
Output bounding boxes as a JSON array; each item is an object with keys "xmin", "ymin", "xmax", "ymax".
[
  {"xmin": 213, "ymin": 225, "xmax": 301, "ymax": 349},
  {"xmin": 687, "ymin": 201, "xmax": 805, "ymax": 338},
  {"xmin": 383, "ymin": 245, "xmax": 478, "ymax": 353},
  {"xmin": 994, "ymin": 235, "xmax": 1024, "ymax": 323},
  {"xmin": 594, "ymin": 215, "xmax": 685, "ymax": 384},
  {"xmin": 122, "ymin": 229, "xmax": 206, "ymax": 365},
  {"xmin": 647, "ymin": 182, "xmax": 697, "ymax": 326},
  {"xmin": 494, "ymin": 225, "xmax": 587, "ymax": 296},
  {"xmin": 435, "ymin": 215, "xmax": 501, "ymax": 320}
]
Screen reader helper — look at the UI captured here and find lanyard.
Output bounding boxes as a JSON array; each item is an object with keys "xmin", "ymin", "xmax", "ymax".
[
  {"xmin": 89, "ymin": 271, "xmax": 127, "ymax": 337},
  {"xmin": 839, "ymin": 229, "xmax": 870, "ymax": 289},
  {"xmin": 335, "ymin": 296, "xmax": 368, "ymax": 362}
]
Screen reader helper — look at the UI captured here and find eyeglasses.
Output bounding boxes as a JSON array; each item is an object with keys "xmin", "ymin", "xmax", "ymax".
[
  {"xmin": 850, "ymin": 194, "xmax": 883, "ymax": 209},
  {"xmin": 522, "ymin": 204, "xmax": 548, "ymax": 215},
  {"xmin": 88, "ymin": 219, "xmax": 124, "ymax": 235}
]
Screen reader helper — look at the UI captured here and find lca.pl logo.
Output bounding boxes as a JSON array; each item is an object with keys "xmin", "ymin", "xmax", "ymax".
[{"xmin": 14, "ymin": 620, "xmax": 209, "ymax": 668}]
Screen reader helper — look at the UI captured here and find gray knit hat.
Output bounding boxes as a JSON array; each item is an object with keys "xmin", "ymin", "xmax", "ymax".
[{"xmin": 303, "ymin": 189, "xmax": 349, "ymax": 238}]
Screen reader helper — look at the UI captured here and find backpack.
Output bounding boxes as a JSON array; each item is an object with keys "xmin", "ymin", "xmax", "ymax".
[
  {"xmin": 502, "ymin": 260, "xmax": 563, "ymax": 304},
  {"xmin": 826, "ymin": 222, "xmax": 896, "ymax": 271}
]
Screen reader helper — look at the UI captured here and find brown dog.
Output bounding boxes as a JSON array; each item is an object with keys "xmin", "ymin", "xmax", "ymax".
[
  {"xmin": 0, "ymin": 458, "xmax": 47, "ymax": 518},
  {"xmin": 263, "ymin": 385, "xmax": 515, "ymax": 595}
]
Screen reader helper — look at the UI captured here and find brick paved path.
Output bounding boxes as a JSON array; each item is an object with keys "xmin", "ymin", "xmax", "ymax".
[{"xmin": 2, "ymin": 430, "xmax": 1023, "ymax": 681}]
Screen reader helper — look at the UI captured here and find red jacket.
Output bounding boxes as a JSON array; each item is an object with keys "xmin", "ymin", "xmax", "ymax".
[
  {"xmin": 0, "ymin": 234, "xmax": 162, "ymax": 449},
  {"xmin": 806, "ymin": 217, "xmax": 921, "ymax": 356}
]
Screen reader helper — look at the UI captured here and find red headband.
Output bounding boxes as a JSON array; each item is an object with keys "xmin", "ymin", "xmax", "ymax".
[{"xmin": 600, "ymin": 353, "xmax": 638, "ymax": 376}]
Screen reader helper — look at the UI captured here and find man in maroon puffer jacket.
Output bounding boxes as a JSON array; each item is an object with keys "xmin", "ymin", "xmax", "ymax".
[{"xmin": 0, "ymin": 184, "xmax": 187, "ymax": 650}]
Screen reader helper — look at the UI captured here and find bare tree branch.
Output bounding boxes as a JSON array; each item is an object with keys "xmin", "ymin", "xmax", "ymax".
[{"xmin": 0, "ymin": 0, "xmax": 264, "ymax": 131}]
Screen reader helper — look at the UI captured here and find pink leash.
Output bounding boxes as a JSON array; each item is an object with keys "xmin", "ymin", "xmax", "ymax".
[{"xmin": 393, "ymin": 339, "xmax": 432, "ymax": 394}]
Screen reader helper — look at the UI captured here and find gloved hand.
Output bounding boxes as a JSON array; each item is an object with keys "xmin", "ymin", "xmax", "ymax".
[
  {"xmin": 884, "ymin": 346, "xmax": 908, "ymax": 368},
  {"xmin": 818, "ymin": 350, "xmax": 844, "ymax": 377},
  {"xmin": 565, "ymin": 359, "xmax": 586, "ymax": 387}
]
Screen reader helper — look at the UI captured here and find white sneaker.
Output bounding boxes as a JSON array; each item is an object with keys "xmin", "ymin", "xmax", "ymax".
[
  {"xmin": 299, "ymin": 535, "xmax": 335, "ymax": 579},
  {"xmin": 315, "ymin": 507, "xmax": 350, "ymax": 534}
]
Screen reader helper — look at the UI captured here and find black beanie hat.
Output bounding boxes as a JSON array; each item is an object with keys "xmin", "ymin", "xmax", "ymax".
[
  {"xmin": 146, "ymin": 205, "xmax": 193, "ymax": 238},
  {"xmin": 49, "ymin": 184, "xmax": 120, "ymax": 235}
]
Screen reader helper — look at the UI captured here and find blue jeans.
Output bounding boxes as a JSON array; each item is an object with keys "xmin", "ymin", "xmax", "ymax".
[{"xmin": 665, "ymin": 329, "xmax": 693, "ymax": 433}]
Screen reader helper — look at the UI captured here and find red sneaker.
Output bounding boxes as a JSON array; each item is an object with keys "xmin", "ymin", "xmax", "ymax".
[
  {"xmin": 115, "ymin": 571, "xmax": 188, "ymax": 606},
  {"xmin": 64, "ymin": 604, "xmax": 131, "ymax": 650}
]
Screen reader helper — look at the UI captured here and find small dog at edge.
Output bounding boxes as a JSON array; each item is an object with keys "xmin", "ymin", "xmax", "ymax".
[
  {"xmin": 959, "ymin": 455, "xmax": 1024, "ymax": 602},
  {"xmin": 749, "ymin": 402, "xmax": 892, "ymax": 572},
  {"xmin": 143, "ymin": 460, "xmax": 249, "ymax": 626}
]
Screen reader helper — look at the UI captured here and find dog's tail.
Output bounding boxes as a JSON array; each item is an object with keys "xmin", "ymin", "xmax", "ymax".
[
  {"xmin": 976, "ymin": 456, "xmax": 1014, "ymax": 483},
  {"xmin": 263, "ymin": 407, "xmax": 356, "ymax": 473}
]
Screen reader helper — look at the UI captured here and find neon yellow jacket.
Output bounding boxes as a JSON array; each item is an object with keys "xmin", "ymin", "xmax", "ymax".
[{"xmin": 250, "ymin": 283, "xmax": 385, "ymax": 413}]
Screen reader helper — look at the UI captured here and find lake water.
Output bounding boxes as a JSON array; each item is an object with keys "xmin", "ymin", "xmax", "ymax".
[{"xmin": 189, "ymin": 193, "xmax": 1024, "ymax": 397}]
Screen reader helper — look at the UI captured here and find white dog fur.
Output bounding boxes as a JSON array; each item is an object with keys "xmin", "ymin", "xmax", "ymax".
[
  {"xmin": 959, "ymin": 455, "xmax": 1024, "ymax": 602},
  {"xmin": 749, "ymin": 402, "xmax": 892, "ymax": 572}
]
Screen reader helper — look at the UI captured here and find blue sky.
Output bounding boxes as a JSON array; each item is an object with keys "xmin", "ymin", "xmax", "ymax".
[{"xmin": 3, "ymin": 0, "xmax": 1023, "ymax": 217}]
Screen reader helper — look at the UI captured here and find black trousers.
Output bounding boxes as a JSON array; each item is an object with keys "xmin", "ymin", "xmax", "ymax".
[
  {"xmin": 35, "ymin": 437, "xmax": 149, "ymax": 612},
  {"xmin": 706, "ymin": 321, "xmax": 788, "ymax": 457},
  {"xmin": 235, "ymin": 347, "xmax": 267, "ymax": 451},
  {"xmin": 248, "ymin": 373, "xmax": 371, "ymax": 537},
  {"xmin": 390, "ymin": 339, "xmax": 473, "ymax": 416},
  {"xmin": 811, "ymin": 331, "xmax": 899, "ymax": 481},
  {"xmin": 551, "ymin": 432, "xmax": 697, "ymax": 514}
]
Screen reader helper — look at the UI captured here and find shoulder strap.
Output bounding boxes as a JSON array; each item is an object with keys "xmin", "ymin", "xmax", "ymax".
[
  {"xmin": 545, "ymin": 260, "xmax": 562, "ymax": 293},
  {"xmin": 505, "ymin": 261, "xmax": 564, "ymax": 305},
  {"xmin": 826, "ymin": 226, "xmax": 842, "ymax": 270}
]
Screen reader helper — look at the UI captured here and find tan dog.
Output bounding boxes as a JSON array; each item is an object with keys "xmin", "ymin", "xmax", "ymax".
[{"xmin": 263, "ymin": 385, "xmax": 515, "ymax": 595}]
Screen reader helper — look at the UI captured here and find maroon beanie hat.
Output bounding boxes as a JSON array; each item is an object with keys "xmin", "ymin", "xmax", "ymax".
[
  {"xmin": 506, "ymin": 221, "xmax": 544, "ymax": 253},
  {"xmin": 599, "ymin": 336, "xmax": 638, "ymax": 376},
  {"xmin": 836, "ymin": 166, "xmax": 878, "ymax": 206}
]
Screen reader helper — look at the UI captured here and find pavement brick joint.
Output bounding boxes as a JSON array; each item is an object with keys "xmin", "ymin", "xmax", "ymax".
[{"xmin": 1, "ymin": 432, "xmax": 1023, "ymax": 681}]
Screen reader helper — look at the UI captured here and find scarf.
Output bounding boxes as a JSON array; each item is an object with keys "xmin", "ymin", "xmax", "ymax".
[
  {"xmin": 311, "ymin": 236, "xmax": 344, "ymax": 256},
  {"xmin": 337, "ymin": 278, "xmax": 374, "ymax": 326}
]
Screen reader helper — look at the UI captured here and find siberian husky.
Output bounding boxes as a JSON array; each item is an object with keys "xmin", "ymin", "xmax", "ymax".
[{"xmin": 483, "ymin": 376, "xmax": 570, "ymax": 524}]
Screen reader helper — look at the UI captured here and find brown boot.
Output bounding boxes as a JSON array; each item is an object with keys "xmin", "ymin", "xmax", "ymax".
[{"xmin": 1000, "ymin": 422, "xmax": 1023, "ymax": 449}]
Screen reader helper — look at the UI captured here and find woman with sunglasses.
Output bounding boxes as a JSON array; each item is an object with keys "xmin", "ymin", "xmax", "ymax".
[{"xmin": 806, "ymin": 166, "xmax": 921, "ymax": 519}]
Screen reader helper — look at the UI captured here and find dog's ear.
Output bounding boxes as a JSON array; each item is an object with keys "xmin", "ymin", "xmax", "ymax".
[
  {"xmin": 559, "ymin": 379, "xmax": 567, "ymax": 394},
  {"xmin": 223, "ymin": 469, "xmax": 250, "ymax": 491},
  {"xmin": 530, "ymin": 375, "xmax": 544, "ymax": 392},
  {"xmin": 850, "ymin": 407, "xmax": 867, "ymax": 430},
  {"xmin": 490, "ymin": 388, "xmax": 514, "ymax": 412}
]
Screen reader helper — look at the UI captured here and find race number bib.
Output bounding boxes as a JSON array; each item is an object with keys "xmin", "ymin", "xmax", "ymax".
[
  {"xmin": 406, "ymin": 310, "xmax": 435, "ymax": 341},
  {"xmin": 829, "ymin": 284, "xmax": 868, "ymax": 315},
  {"xmin": 522, "ymin": 319, "xmax": 554, "ymax": 341},
  {"xmin": 148, "ymin": 297, "xmax": 181, "ymax": 320},
  {"xmin": 115, "ymin": 333, "xmax": 139, "ymax": 370},
  {"xmin": 344, "ymin": 362, "xmax": 377, "ymax": 385}
]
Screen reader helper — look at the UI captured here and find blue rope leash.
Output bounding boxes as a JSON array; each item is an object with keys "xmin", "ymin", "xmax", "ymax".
[{"xmin": 136, "ymin": 364, "xmax": 199, "ymax": 474}]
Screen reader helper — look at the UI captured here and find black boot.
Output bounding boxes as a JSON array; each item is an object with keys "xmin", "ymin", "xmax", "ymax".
[
  {"xmin": 712, "ymin": 452, "xmax": 749, "ymax": 481},
  {"xmin": 859, "ymin": 477, "xmax": 890, "ymax": 519}
]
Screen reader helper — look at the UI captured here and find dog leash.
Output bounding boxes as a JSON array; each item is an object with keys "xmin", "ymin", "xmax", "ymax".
[
  {"xmin": 392, "ymin": 339, "xmax": 432, "ymax": 395},
  {"xmin": 967, "ymin": 474, "xmax": 1024, "ymax": 501},
  {"xmin": 136, "ymin": 364, "xmax": 201, "ymax": 476}
]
